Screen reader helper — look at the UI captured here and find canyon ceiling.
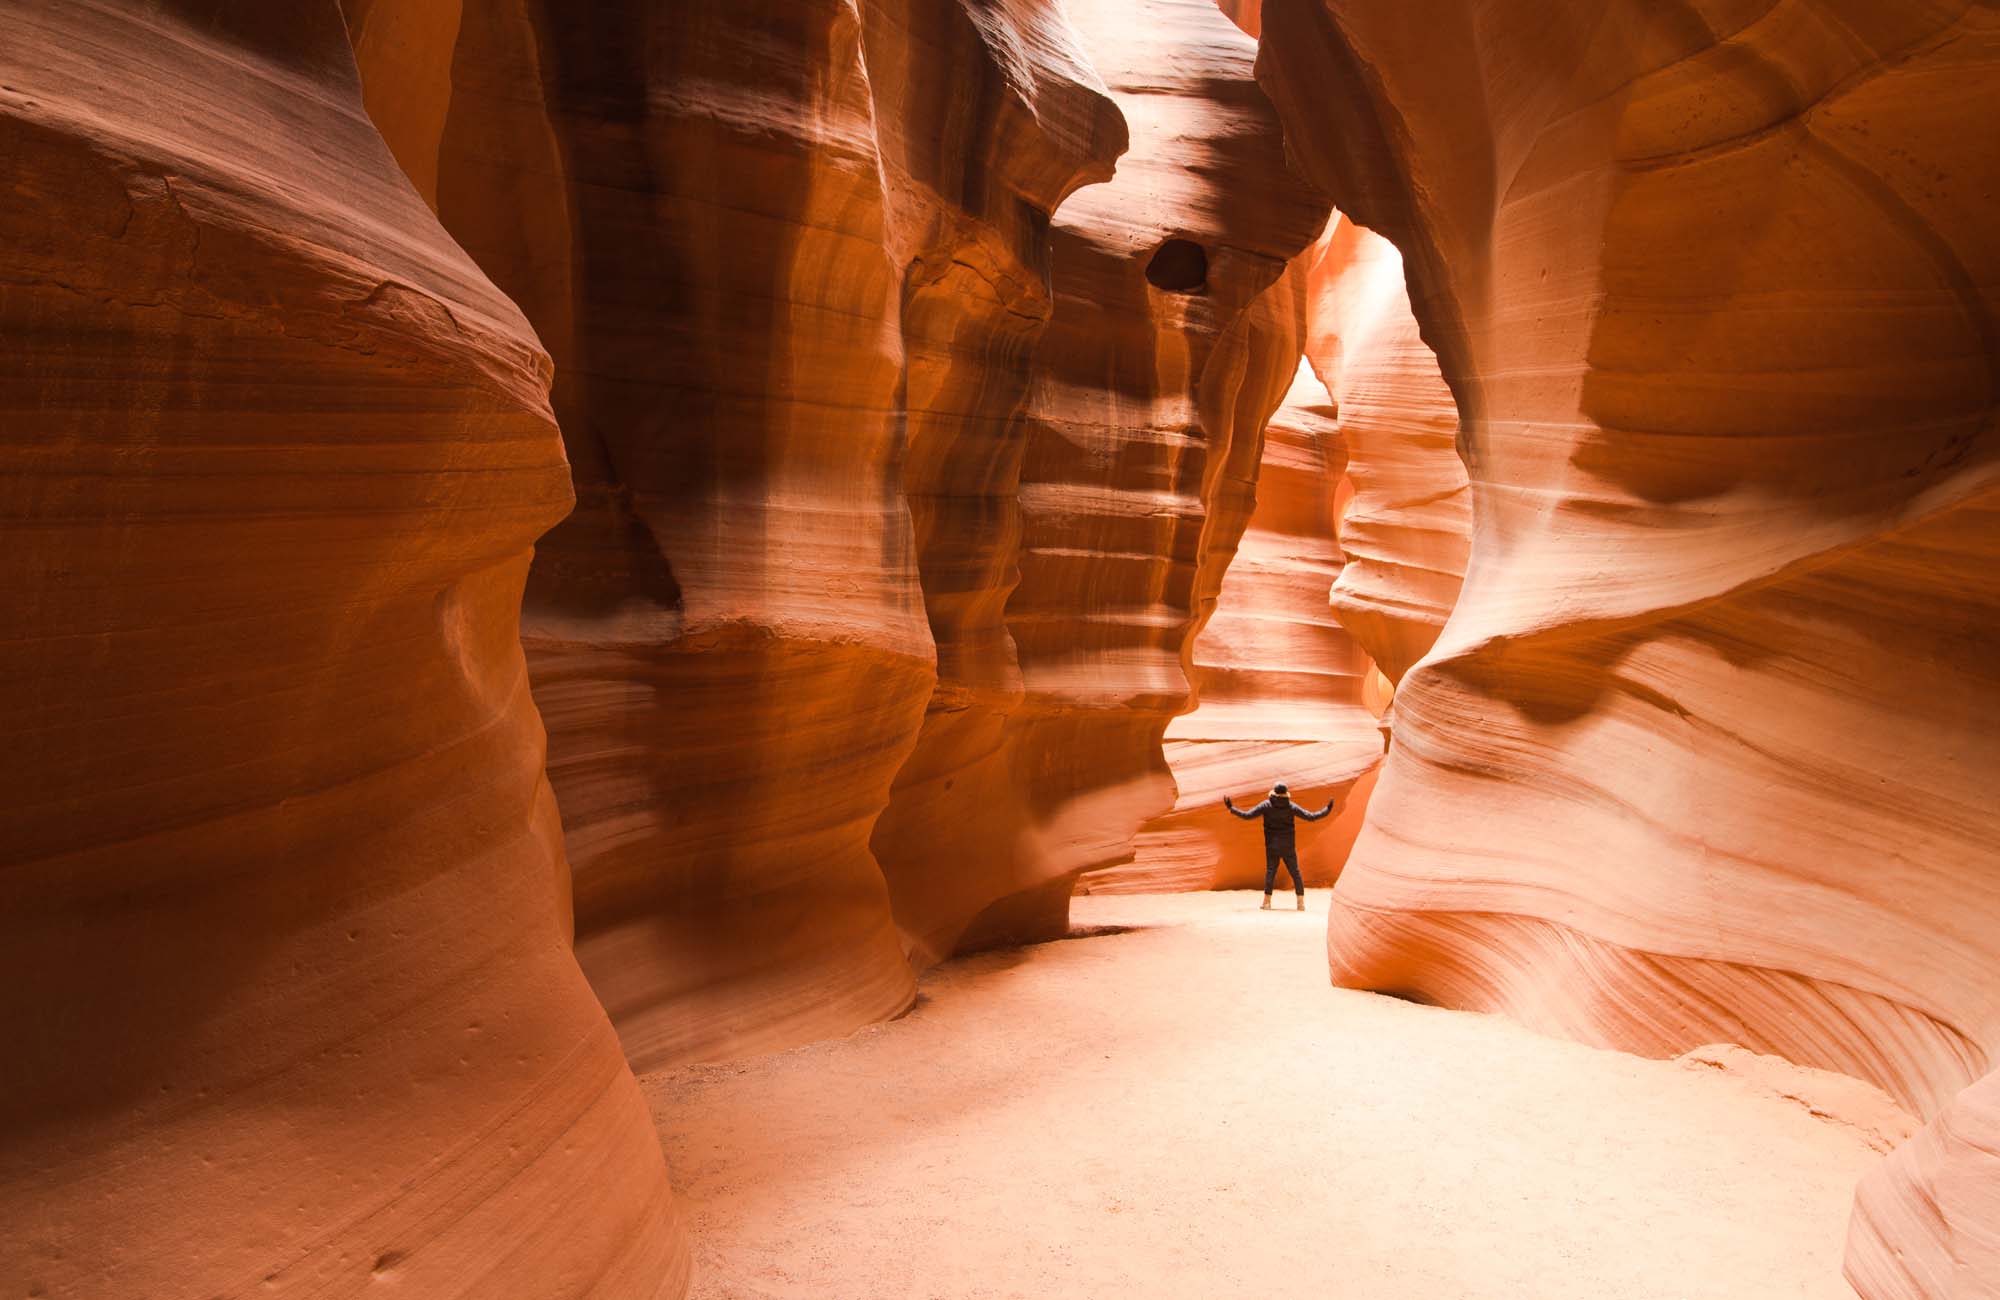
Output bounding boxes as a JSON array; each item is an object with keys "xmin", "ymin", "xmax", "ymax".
[{"xmin": 3, "ymin": 1, "xmax": 1994, "ymax": 1298}]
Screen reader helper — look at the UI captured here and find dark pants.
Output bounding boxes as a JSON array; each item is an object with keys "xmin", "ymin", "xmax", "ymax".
[{"xmin": 1264, "ymin": 844, "xmax": 1303, "ymax": 895}]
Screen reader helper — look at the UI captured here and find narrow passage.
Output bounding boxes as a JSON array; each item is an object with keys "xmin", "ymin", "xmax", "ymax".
[{"xmin": 645, "ymin": 892, "xmax": 1905, "ymax": 1299}]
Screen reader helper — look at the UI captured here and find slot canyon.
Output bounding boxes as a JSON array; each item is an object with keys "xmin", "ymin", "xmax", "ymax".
[{"xmin": 2, "ymin": 0, "xmax": 1993, "ymax": 1297}]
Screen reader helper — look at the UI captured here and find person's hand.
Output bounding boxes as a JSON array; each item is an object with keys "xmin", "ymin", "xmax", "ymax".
[
  {"xmin": 1322, "ymin": 801, "xmax": 1336, "ymax": 816},
  {"xmin": 1223, "ymin": 794, "xmax": 1234, "ymax": 809}
]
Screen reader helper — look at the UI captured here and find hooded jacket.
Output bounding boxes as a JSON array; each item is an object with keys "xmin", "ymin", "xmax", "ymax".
[{"xmin": 1226, "ymin": 794, "xmax": 1330, "ymax": 847}]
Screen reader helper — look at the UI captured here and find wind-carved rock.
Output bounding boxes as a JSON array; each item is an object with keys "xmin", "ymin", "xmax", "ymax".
[
  {"xmin": 877, "ymin": 0, "xmax": 1331, "ymax": 951},
  {"xmin": 1258, "ymin": 4, "xmax": 2000, "ymax": 1296},
  {"xmin": 1307, "ymin": 217, "xmax": 1470, "ymax": 686},
  {"xmin": 1, "ymin": 2, "xmax": 684, "ymax": 1295},
  {"xmin": 861, "ymin": 0, "xmax": 1129, "ymax": 969},
  {"xmin": 350, "ymin": 0, "xmax": 1130, "ymax": 1060},
  {"xmin": 1090, "ymin": 355, "xmax": 1385, "ymax": 894},
  {"xmin": 504, "ymin": 0, "xmax": 937, "ymax": 1073}
]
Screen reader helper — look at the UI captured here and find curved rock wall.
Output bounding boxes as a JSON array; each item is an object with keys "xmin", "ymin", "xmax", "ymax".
[
  {"xmin": 1307, "ymin": 217, "xmax": 1470, "ymax": 685},
  {"xmin": 1848, "ymin": 1070, "xmax": 2000, "ymax": 1300},
  {"xmin": 515, "ymin": 0, "xmax": 935, "ymax": 1073},
  {"xmin": 876, "ymin": 0, "xmax": 1330, "ymax": 951},
  {"xmin": 1258, "ymin": 3, "xmax": 1999, "ymax": 1294},
  {"xmin": 350, "ymin": 0, "xmax": 1126, "ymax": 1066},
  {"xmin": 1090, "ymin": 357, "xmax": 1383, "ymax": 893},
  {"xmin": 1213, "ymin": 0, "xmax": 1261, "ymax": 39},
  {"xmin": 857, "ymin": 0, "xmax": 1131, "ymax": 970},
  {"xmin": 1, "ymin": 2, "xmax": 684, "ymax": 1295}
]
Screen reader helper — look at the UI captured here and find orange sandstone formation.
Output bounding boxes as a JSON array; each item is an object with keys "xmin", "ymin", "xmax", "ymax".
[
  {"xmin": 513, "ymin": 1, "xmax": 935, "ymax": 1072},
  {"xmin": 855, "ymin": 0, "xmax": 1131, "ymax": 970},
  {"xmin": 878, "ymin": 0, "xmax": 1330, "ymax": 954},
  {"xmin": 1091, "ymin": 359, "xmax": 1382, "ymax": 893},
  {"xmin": 349, "ymin": 1, "xmax": 1129, "ymax": 1059},
  {"xmin": 1259, "ymin": 3, "xmax": 1999, "ymax": 1294},
  {"xmin": 1213, "ymin": 0, "xmax": 1262, "ymax": 39},
  {"xmin": 0, "ymin": 2, "xmax": 683, "ymax": 1296},
  {"xmin": 1307, "ymin": 217, "xmax": 1470, "ymax": 684},
  {"xmin": 1101, "ymin": 204, "xmax": 1469, "ymax": 897},
  {"xmin": 1848, "ymin": 1070, "xmax": 2000, "ymax": 1300}
]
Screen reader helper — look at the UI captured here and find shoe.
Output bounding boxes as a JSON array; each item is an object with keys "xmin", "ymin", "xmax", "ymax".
[
  {"xmin": 1296, "ymin": 896, "xmax": 1306, "ymax": 911},
  {"xmin": 1259, "ymin": 897, "xmax": 1272, "ymax": 910}
]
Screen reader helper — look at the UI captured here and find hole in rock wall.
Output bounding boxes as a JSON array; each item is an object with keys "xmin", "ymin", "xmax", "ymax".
[{"xmin": 1145, "ymin": 238, "xmax": 1209, "ymax": 293}]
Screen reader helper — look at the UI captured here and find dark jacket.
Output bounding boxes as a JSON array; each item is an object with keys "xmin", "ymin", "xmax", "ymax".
[{"xmin": 1226, "ymin": 795, "xmax": 1330, "ymax": 846}]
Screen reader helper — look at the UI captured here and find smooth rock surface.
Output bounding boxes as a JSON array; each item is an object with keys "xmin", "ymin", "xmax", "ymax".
[
  {"xmin": 877, "ymin": 0, "xmax": 1331, "ymax": 957},
  {"xmin": 1258, "ymin": 4, "xmax": 2000, "ymax": 1295},
  {"xmin": 1090, "ymin": 360, "xmax": 1383, "ymax": 893},
  {"xmin": 1848, "ymin": 1069, "xmax": 2000, "ymax": 1300},
  {"xmin": 1, "ymin": 3, "xmax": 684, "ymax": 1295},
  {"xmin": 861, "ymin": 0, "xmax": 1131, "ymax": 972},
  {"xmin": 353, "ymin": 0, "xmax": 1126, "ymax": 1066},
  {"xmin": 1307, "ymin": 216, "xmax": 1470, "ymax": 685}
]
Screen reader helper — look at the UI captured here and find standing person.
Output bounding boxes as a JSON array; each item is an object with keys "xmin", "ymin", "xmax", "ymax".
[{"xmin": 1223, "ymin": 782, "xmax": 1336, "ymax": 911}]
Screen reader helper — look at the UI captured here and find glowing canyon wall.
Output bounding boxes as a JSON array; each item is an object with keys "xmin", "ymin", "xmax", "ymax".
[
  {"xmin": 1, "ymin": 2, "xmax": 684, "ymax": 1295},
  {"xmin": 1098, "ymin": 209, "xmax": 1472, "ymax": 896},
  {"xmin": 340, "ymin": 0, "xmax": 1328, "ymax": 1053},
  {"xmin": 1307, "ymin": 218, "xmax": 1470, "ymax": 687},
  {"xmin": 345, "ymin": 0, "xmax": 1132, "ymax": 1065},
  {"xmin": 879, "ymin": 0, "xmax": 1331, "ymax": 948},
  {"xmin": 1257, "ymin": 2, "xmax": 2000, "ymax": 1294},
  {"xmin": 1091, "ymin": 358, "xmax": 1382, "ymax": 893}
]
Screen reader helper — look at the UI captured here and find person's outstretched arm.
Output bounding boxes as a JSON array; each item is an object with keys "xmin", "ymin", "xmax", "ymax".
[
  {"xmin": 1223, "ymin": 797, "xmax": 1265, "ymax": 819},
  {"xmin": 1295, "ymin": 799, "xmax": 1336, "ymax": 822}
]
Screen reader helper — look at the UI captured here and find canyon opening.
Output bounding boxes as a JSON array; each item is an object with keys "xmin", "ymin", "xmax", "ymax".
[{"xmin": 4, "ymin": 2, "xmax": 1996, "ymax": 1299}]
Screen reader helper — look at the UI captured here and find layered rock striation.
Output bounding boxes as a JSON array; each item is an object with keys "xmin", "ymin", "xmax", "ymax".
[
  {"xmin": 1306, "ymin": 216, "xmax": 1470, "ymax": 686},
  {"xmin": 1259, "ymin": 3, "xmax": 2000, "ymax": 1294},
  {"xmin": 854, "ymin": 0, "xmax": 1132, "ymax": 970},
  {"xmin": 350, "ymin": 0, "xmax": 1126, "ymax": 1066},
  {"xmin": 508, "ymin": 0, "xmax": 937, "ymax": 1072},
  {"xmin": 1, "ymin": 2, "xmax": 683, "ymax": 1294},
  {"xmin": 1090, "ymin": 358, "xmax": 1382, "ymax": 893},
  {"xmin": 877, "ymin": 0, "xmax": 1331, "ymax": 950},
  {"xmin": 1848, "ymin": 1069, "xmax": 2000, "ymax": 1300}
]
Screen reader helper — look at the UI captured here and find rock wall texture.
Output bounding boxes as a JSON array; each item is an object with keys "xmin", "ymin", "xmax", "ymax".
[
  {"xmin": 1848, "ymin": 1070, "xmax": 2000, "ymax": 1300},
  {"xmin": 1258, "ymin": 2, "xmax": 1999, "ymax": 1295},
  {"xmin": 877, "ymin": 0, "xmax": 1331, "ymax": 949},
  {"xmin": 1, "ymin": 2, "xmax": 684, "ymax": 1296},
  {"xmin": 1213, "ymin": 0, "xmax": 1262, "ymax": 39},
  {"xmin": 1088, "ymin": 358, "xmax": 1382, "ymax": 893},
  {"xmin": 348, "ymin": 0, "xmax": 1127, "ymax": 1067},
  {"xmin": 1306, "ymin": 217, "xmax": 1470, "ymax": 686},
  {"xmin": 856, "ymin": 0, "xmax": 1134, "ymax": 969}
]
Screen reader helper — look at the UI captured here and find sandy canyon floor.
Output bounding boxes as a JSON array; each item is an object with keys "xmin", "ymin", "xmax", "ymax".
[{"xmin": 642, "ymin": 891, "xmax": 1909, "ymax": 1299}]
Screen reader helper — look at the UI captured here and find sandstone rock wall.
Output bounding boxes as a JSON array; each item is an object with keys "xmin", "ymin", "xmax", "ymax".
[
  {"xmin": 1307, "ymin": 217, "xmax": 1470, "ymax": 686},
  {"xmin": 1098, "ymin": 199, "xmax": 1471, "ymax": 898},
  {"xmin": 877, "ymin": 0, "xmax": 1330, "ymax": 947},
  {"xmin": 1848, "ymin": 1070, "xmax": 2000, "ymax": 1300},
  {"xmin": 1, "ymin": 2, "xmax": 683, "ymax": 1294},
  {"xmin": 1088, "ymin": 357, "xmax": 1382, "ymax": 893},
  {"xmin": 853, "ymin": 0, "xmax": 1134, "ymax": 969},
  {"xmin": 1258, "ymin": 3, "xmax": 1999, "ymax": 1294},
  {"xmin": 1214, "ymin": 0, "xmax": 1261, "ymax": 39},
  {"xmin": 350, "ymin": 0, "xmax": 1127, "ymax": 1066},
  {"xmin": 509, "ymin": 0, "xmax": 936, "ymax": 1072}
]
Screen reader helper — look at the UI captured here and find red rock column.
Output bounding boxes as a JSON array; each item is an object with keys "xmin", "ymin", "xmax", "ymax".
[
  {"xmin": 954, "ymin": 0, "xmax": 1330, "ymax": 940},
  {"xmin": 862, "ymin": 0, "xmax": 1129, "ymax": 969},
  {"xmin": 459, "ymin": 1, "xmax": 937, "ymax": 1070},
  {"xmin": 352, "ymin": 0, "xmax": 1130, "ymax": 1061},
  {"xmin": 0, "ymin": 2, "xmax": 684, "ymax": 1296},
  {"xmin": 1259, "ymin": 3, "xmax": 2000, "ymax": 1294}
]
